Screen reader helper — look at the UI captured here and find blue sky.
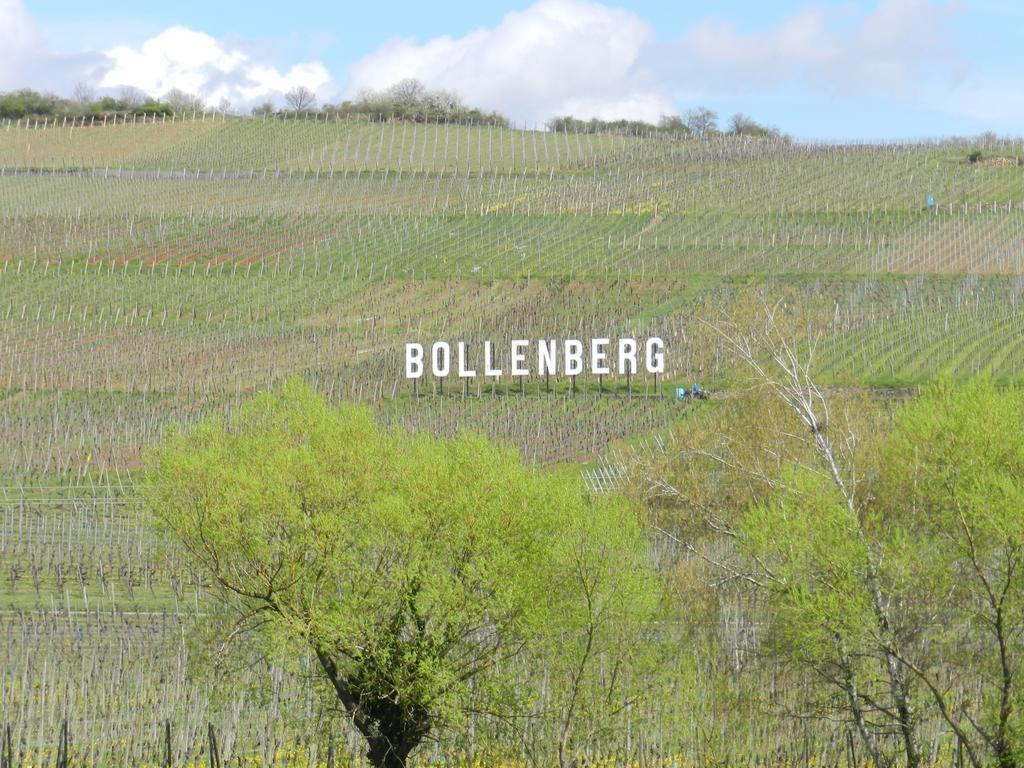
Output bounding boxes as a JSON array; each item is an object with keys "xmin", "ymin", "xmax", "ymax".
[{"xmin": 3, "ymin": 0, "xmax": 1023, "ymax": 139}]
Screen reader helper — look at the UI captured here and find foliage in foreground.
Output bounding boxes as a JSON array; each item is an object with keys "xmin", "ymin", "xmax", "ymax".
[
  {"xmin": 629, "ymin": 367, "xmax": 1024, "ymax": 768},
  {"xmin": 141, "ymin": 378, "xmax": 660, "ymax": 768}
]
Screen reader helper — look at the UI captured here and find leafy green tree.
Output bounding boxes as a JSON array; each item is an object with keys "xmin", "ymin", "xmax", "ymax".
[
  {"xmin": 727, "ymin": 372, "xmax": 1024, "ymax": 768},
  {"xmin": 739, "ymin": 468, "xmax": 925, "ymax": 768},
  {"xmin": 627, "ymin": 305, "xmax": 925, "ymax": 768},
  {"xmin": 0, "ymin": 95, "xmax": 27, "ymax": 119},
  {"xmin": 717, "ymin": 311, "xmax": 924, "ymax": 768},
  {"xmin": 542, "ymin": 474, "xmax": 661, "ymax": 768},
  {"xmin": 135, "ymin": 100, "xmax": 173, "ymax": 117},
  {"xmin": 0, "ymin": 88, "xmax": 64, "ymax": 119},
  {"xmin": 142, "ymin": 378, "xmax": 657, "ymax": 768},
  {"xmin": 879, "ymin": 380, "xmax": 1024, "ymax": 768}
]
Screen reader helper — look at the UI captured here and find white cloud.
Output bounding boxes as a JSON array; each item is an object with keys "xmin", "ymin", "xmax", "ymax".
[
  {"xmin": 345, "ymin": 0, "xmax": 674, "ymax": 124},
  {"xmin": 346, "ymin": 0, "xmax": 966, "ymax": 124},
  {"xmin": 99, "ymin": 26, "xmax": 333, "ymax": 108}
]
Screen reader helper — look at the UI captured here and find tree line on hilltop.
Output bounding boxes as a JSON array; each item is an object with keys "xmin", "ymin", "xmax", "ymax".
[{"xmin": 0, "ymin": 78, "xmax": 785, "ymax": 138}]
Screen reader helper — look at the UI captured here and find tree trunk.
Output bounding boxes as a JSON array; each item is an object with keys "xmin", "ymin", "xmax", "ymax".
[
  {"xmin": 873, "ymin": 582, "xmax": 920, "ymax": 768},
  {"xmin": 313, "ymin": 647, "xmax": 429, "ymax": 768},
  {"xmin": 892, "ymin": 668, "xmax": 920, "ymax": 768},
  {"xmin": 994, "ymin": 606, "xmax": 1017, "ymax": 768},
  {"xmin": 367, "ymin": 736, "xmax": 417, "ymax": 768},
  {"xmin": 841, "ymin": 662, "xmax": 884, "ymax": 768}
]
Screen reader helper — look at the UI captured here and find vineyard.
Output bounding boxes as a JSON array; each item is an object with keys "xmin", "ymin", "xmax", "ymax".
[{"xmin": 2, "ymin": 113, "xmax": 1024, "ymax": 766}]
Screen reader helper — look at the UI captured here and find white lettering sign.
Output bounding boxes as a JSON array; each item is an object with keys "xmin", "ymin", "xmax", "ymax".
[{"xmin": 403, "ymin": 338, "xmax": 666, "ymax": 379}]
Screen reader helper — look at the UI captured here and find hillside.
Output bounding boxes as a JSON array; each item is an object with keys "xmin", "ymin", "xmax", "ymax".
[{"xmin": 3, "ymin": 115, "xmax": 1024, "ymax": 765}]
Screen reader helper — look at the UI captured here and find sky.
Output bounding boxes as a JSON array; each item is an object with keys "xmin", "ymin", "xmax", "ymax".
[{"xmin": 1, "ymin": 0, "xmax": 1022, "ymax": 140}]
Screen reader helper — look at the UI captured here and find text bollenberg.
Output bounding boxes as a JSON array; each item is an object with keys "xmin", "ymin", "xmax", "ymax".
[{"xmin": 405, "ymin": 338, "xmax": 665, "ymax": 379}]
